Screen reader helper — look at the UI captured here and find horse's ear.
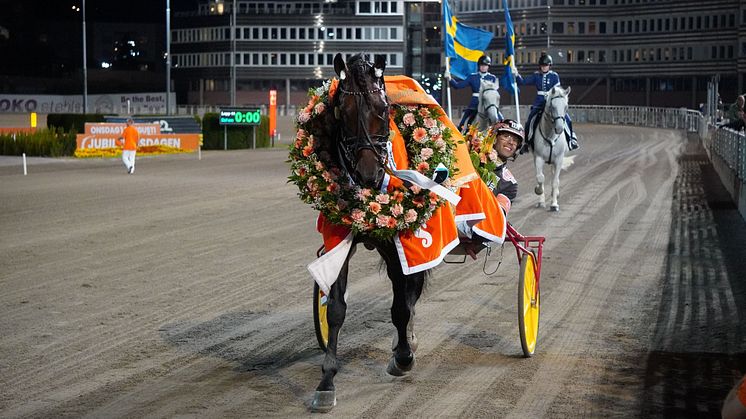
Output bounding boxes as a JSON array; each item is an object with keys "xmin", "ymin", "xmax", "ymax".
[
  {"xmin": 373, "ymin": 54, "xmax": 386, "ymax": 78},
  {"xmin": 334, "ymin": 53, "xmax": 347, "ymax": 80},
  {"xmin": 565, "ymin": 86, "xmax": 571, "ymax": 95}
]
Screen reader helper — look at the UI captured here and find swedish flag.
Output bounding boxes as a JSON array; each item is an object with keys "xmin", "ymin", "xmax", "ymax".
[
  {"xmin": 501, "ymin": 0, "xmax": 519, "ymax": 96},
  {"xmin": 443, "ymin": 0, "xmax": 494, "ymax": 80}
]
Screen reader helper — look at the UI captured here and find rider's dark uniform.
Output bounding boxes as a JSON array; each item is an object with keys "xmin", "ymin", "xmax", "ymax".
[
  {"xmin": 516, "ymin": 54, "xmax": 578, "ymax": 152},
  {"xmin": 488, "ymin": 162, "xmax": 518, "ymax": 202},
  {"xmin": 449, "ymin": 55, "xmax": 498, "ymax": 132}
]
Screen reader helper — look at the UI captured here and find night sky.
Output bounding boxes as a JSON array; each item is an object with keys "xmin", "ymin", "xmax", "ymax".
[{"xmin": 1, "ymin": 0, "xmax": 199, "ymax": 23}]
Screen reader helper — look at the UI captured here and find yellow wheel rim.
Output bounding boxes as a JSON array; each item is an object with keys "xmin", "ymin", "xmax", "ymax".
[
  {"xmin": 314, "ymin": 286, "xmax": 329, "ymax": 351},
  {"xmin": 518, "ymin": 252, "xmax": 540, "ymax": 357}
]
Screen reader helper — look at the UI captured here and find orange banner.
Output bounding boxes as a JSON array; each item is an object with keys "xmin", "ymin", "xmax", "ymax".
[{"xmin": 76, "ymin": 133, "xmax": 201, "ymax": 151}]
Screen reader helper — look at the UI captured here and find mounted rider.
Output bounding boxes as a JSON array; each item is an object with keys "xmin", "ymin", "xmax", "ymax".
[
  {"xmin": 445, "ymin": 55, "xmax": 499, "ymax": 133},
  {"xmin": 515, "ymin": 53, "xmax": 579, "ymax": 153}
]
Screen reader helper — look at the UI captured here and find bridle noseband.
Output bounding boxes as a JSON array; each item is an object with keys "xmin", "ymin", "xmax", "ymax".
[{"xmin": 335, "ymin": 70, "xmax": 390, "ymax": 179}]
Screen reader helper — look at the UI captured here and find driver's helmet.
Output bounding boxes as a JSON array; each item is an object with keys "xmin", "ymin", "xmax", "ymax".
[
  {"xmin": 538, "ymin": 54, "xmax": 553, "ymax": 66},
  {"xmin": 494, "ymin": 119, "xmax": 525, "ymax": 151},
  {"xmin": 478, "ymin": 55, "xmax": 492, "ymax": 67}
]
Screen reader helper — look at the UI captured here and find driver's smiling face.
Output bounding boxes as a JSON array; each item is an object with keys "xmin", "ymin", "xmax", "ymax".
[{"xmin": 496, "ymin": 132, "xmax": 518, "ymax": 158}]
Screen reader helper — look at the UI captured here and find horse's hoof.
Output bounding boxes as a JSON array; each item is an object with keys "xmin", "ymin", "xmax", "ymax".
[
  {"xmin": 534, "ymin": 185, "xmax": 544, "ymax": 195},
  {"xmin": 550, "ymin": 205, "xmax": 560, "ymax": 212},
  {"xmin": 392, "ymin": 332, "xmax": 418, "ymax": 353},
  {"xmin": 311, "ymin": 390, "xmax": 337, "ymax": 413},
  {"xmin": 536, "ymin": 202, "xmax": 546, "ymax": 208},
  {"xmin": 386, "ymin": 354, "xmax": 415, "ymax": 377}
]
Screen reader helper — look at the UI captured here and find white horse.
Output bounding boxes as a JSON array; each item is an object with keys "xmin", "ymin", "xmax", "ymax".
[
  {"xmin": 531, "ymin": 85, "xmax": 571, "ymax": 212},
  {"xmin": 474, "ymin": 79, "xmax": 502, "ymax": 131}
]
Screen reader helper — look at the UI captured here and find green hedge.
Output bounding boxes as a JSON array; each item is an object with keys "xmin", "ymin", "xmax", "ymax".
[
  {"xmin": 200, "ymin": 112, "xmax": 270, "ymax": 150},
  {"xmin": 0, "ymin": 128, "xmax": 77, "ymax": 157},
  {"xmin": 47, "ymin": 113, "xmax": 106, "ymax": 134}
]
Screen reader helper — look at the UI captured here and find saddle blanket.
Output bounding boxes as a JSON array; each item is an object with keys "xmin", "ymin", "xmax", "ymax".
[{"xmin": 309, "ymin": 76, "xmax": 508, "ymax": 294}]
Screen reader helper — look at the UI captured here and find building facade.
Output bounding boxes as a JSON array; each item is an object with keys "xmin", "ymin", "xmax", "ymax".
[
  {"xmin": 172, "ymin": 0, "xmax": 414, "ymax": 109},
  {"xmin": 171, "ymin": 0, "xmax": 744, "ymax": 110},
  {"xmin": 454, "ymin": 0, "xmax": 745, "ymax": 107}
]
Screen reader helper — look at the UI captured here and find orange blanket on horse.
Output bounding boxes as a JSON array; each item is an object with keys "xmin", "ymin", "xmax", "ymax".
[{"xmin": 312, "ymin": 76, "xmax": 506, "ymax": 289}]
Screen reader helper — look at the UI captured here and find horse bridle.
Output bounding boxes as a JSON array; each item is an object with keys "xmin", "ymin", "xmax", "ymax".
[
  {"xmin": 335, "ymin": 72, "xmax": 390, "ymax": 178},
  {"xmin": 538, "ymin": 95, "xmax": 566, "ymax": 144},
  {"xmin": 477, "ymin": 87, "xmax": 500, "ymax": 122}
]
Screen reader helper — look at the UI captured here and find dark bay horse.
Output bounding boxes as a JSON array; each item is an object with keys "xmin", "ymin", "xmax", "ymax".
[{"xmin": 309, "ymin": 53, "xmax": 426, "ymax": 412}]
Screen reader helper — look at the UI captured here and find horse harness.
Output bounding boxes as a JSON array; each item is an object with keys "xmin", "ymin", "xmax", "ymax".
[
  {"xmin": 536, "ymin": 95, "xmax": 566, "ymax": 165},
  {"xmin": 477, "ymin": 86, "xmax": 500, "ymax": 122},
  {"xmin": 334, "ymin": 73, "xmax": 390, "ymax": 179}
]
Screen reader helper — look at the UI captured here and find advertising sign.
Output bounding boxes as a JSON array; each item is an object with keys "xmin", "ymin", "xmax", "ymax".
[{"xmin": 76, "ymin": 122, "xmax": 201, "ymax": 151}]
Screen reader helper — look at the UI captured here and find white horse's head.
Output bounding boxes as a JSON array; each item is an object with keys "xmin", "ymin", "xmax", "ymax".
[
  {"xmin": 478, "ymin": 80, "xmax": 501, "ymax": 126},
  {"xmin": 544, "ymin": 85, "xmax": 571, "ymax": 135}
]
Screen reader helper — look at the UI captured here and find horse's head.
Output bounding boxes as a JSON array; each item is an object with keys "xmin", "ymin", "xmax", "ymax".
[
  {"xmin": 332, "ymin": 53, "xmax": 389, "ymax": 189},
  {"xmin": 478, "ymin": 80, "xmax": 501, "ymax": 125},
  {"xmin": 545, "ymin": 85, "xmax": 571, "ymax": 135}
]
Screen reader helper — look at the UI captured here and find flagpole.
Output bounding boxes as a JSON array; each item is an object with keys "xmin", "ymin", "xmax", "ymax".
[
  {"xmin": 513, "ymin": 80, "xmax": 520, "ymax": 122},
  {"xmin": 445, "ymin": 58, "xmax": 452, "ymax": 119}
]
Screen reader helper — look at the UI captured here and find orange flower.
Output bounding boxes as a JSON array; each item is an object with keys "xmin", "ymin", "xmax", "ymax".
[
  {"xmin": 368, "ymin": 201, "xmax": 382, "ymax": 214},
  {"xmin": 329, "ymin": 78, "xmax": 339, "ymax": 98}
]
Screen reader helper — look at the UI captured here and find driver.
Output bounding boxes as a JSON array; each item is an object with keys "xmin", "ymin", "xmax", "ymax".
[
  {"xmin": 445, "ymin": 55, "xmax": 498, "ymax": 133},
  {"xmin": 514, "ymin": 53, "xmax": 579, "ymax": 153},
  {"xmin": 462, "ymin": 119, "xmax": 523, "ymax": 260}
]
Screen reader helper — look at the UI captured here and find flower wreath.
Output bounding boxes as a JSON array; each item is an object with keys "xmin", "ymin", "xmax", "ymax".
[
  {"xmin": 463, "ymin": 124, "xmax": 504, "ymax": 188},
  {"xmin": 288, "ymin": 78, "xmax": 458, "ymax": 240}
]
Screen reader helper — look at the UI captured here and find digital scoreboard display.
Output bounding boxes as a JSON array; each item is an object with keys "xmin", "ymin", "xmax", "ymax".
[{"xmin": 219, "ymin": 108, "xmax": 262, "ymax": 126}]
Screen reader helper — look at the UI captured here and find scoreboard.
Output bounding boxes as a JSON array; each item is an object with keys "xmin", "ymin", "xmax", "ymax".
[{"xmin": 219, "ymin": 107, "xmax": 262, "ymax": 126}]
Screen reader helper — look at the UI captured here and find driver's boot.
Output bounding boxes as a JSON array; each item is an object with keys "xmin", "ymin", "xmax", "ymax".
[{"xmin": 567, "ymin": 130, "xmax": 579, "ymax": 151}]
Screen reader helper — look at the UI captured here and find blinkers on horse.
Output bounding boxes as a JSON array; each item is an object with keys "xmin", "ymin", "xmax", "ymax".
[{"xmin": 333, "ymin": 53, "xmax": 389, "ymax": 189}]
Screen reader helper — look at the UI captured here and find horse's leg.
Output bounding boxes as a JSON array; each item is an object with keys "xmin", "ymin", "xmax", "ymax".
[
  {"xmin": 386, "ymin": 268, "xmax": 424, "ymax": 376},
  {"xmin": 550, "ymin": 154, "xmax": 563, "ymax": 212},
  {"xmin": 534, "ymin": 154, "xmax": 546, "ymax": 208},
  {"xmin": 311, "ymin": 247, "xmax": 354, "ymax": 412}
]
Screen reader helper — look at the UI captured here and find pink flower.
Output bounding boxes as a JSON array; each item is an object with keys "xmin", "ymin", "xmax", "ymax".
[
  {"xmin": 314, "ymin": 102, "xmax": 326, "ymax": 114},
  {"xmin": 489, "ymin": 150, "xmax": 498, "ymax": 162},
  {"xmin": 390, "ymin": 203, "xmax": 404, "ymax": 217},
  {"xmin": 376, "ymin": 214, "xmax": 391, "ymax": 227},
  {"xmin": 375, "ymin": 194, "xmax": 390, "ymax": 204},
  {"xmin": 419, "ymin": 108, "xmax": 430, "ymax": 117},
  {"xmin": 412, "ymin": 127, "xmax": 428, "ymax": 143},
  {"xmin": 410, "ymin": 184, "xmax": 422, "ymax": 194},
  {"xmin": 315, "ymin": 161, "xmax": 325, "ymax": 171},
  {"xmin": 298, "ymin": 111, "xmax": 311, "ymax": 123},
  {"xmin": 428, "ymin": 126, "xmax": 441, "ymax": 136},
  {"xmin": 417, "ymin": 161, "xmax": 430, "ymax": 173},
  {"xmin": 420, "ymin": 147, "xmax": 433, "ymax": 161},
  {"xmin": 368, "ymin": 201, "xmax": 382, "ymax": 214},
  {"xmin": 424, "ymin": 118, "xmax": 437, "ymax": 128},
  {"xmin": 405, "ymin": 209, "xmax": 418, "ymax": 223},
  {"xmin": 403, "ymin": 113, "xmax": 416, "ymax": 126},
  {"xmin": 296, "ymin": 129, "xmax": 306, "ymax": 140},
  {"xmin": 356, "ymin": 188, "xmax": 372, "ymax": 201},
  {"xmin": 351, "ymin": 209, "xmax": 366, "ymax": 222},
  {"xmin": 435, "ymin": 138, "xmax": 446, "ymax": 151}
]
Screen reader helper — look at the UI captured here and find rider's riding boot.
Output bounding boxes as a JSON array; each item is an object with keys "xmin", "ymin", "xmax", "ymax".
[{"xmin": 567, "ymin": 131, "xmax": 579, "ymax": 151}]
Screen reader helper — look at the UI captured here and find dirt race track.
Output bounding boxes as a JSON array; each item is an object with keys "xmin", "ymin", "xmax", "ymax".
[{"xmin": 1, "ymin": 124, "xmax": 745, "ymax": 418}]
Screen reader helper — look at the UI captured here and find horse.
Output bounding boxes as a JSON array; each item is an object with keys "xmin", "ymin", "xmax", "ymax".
[
  {"xmin": 309, "ymin": 53, "xmax": 425, "ymax": 412},
  {"xmin": 474, "ymin": 79, "xmax": 502, "ymax": 132},
  {"xmin": 530, "ymin": 85, "xmax": 571, "ymax": 212}
]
